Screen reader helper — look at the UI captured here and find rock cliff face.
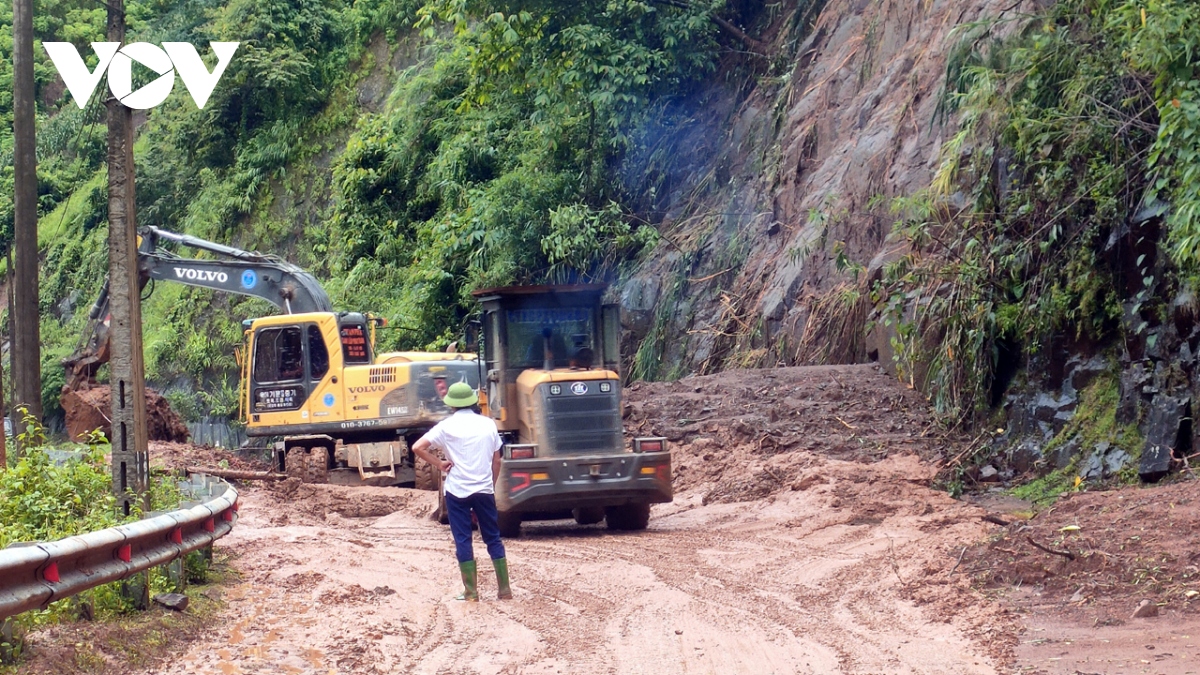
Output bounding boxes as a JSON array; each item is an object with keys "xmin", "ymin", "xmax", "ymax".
[{"xmin": 619, "ymin": 0, "xmax": 1017, "ymax": 378}]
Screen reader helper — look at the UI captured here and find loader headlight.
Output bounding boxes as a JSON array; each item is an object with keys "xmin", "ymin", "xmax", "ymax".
[{"xmin": 549, "ymin": 384, "xmax": 562, "ymax": 395}]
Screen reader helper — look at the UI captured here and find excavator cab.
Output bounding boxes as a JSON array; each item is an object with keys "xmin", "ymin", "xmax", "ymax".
[
  {"xmin": 244, "ymin": 313, "xmax": 372, "ymax": 420},
  {"xmin": 472, "ymin": 284, "xmax": 671, "ymax": 536},
  {"xmin": 242, "ymin": 311, "xmax": 479, "ymax": 486}
]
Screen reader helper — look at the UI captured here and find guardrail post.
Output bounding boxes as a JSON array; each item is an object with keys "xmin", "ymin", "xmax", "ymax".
[
  {"xmin": 120, "ymin": 572, "xmax": 149, "ymax": 611},
  {"xmin": 164, "ymin": 558, "xmax": 185, "ymax": 593},
  {"xmin": 1, "ymin": 617, "xmax": 21, "ymax": 664}
]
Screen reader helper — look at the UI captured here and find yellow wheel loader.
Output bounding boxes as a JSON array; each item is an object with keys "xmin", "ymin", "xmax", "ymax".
[{"xmin": 470, "ymin": 284, "xmax": 673, "ymax": 536}]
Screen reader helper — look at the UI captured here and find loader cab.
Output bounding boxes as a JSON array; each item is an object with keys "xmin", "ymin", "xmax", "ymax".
[{"xmin": 472, "ymin": 285, "xmax": 622, "ymax": 455}]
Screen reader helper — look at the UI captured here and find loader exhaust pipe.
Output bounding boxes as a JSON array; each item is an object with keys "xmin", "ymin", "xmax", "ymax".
[{"xmin": 542, "ymin": 327, "xmax": 554, "ymax": 371}]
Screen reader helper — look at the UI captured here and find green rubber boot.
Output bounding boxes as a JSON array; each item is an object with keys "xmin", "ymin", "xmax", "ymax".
[
  {"xmin": 494, "ymin": 557, "xmax": 512, "ymax": 600},
  {"xmin": 457, "ymin": 560, "xmax": 478, "ymax": 602}
]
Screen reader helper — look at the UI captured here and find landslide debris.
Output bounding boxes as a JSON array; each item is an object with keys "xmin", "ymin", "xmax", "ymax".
[
  {"xmin": 963, "ymin": 478, "xmax": 1200, "ymax": 622},
  {"xmin": 623, "ymin": 364, "xmax": 956, "ymax": 503},
  {"xmin": 62, "ymin": 385, "xmax": 189, "ymax": 443},
  {"xmin": 147, "ymin": 441, "xmax": 267, "ymax": 474}
]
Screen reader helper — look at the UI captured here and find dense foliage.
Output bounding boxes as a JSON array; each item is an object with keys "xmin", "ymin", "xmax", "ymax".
[
  {"xmin": 1, "ymin": 0, "xmax": 724, "ymax": 419},
  {"xmin": 881, "ymin": 0, "xmax": 1200, "ymax": 424},
  {"xmin": 0, "ymin": 411, "xmax": 186, "ymax": 639},
  {"xmin": 327, "ymin": 0, "xmax": 715, "ymax": 346}
]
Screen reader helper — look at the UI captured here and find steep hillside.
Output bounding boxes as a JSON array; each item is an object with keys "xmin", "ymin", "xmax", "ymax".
[
  {"xmin": 6, "ymin": 0, "xmax": 1200, "ymax": 496},
  {"xmin": 617, "ymin": 0, "xmax": 1017, "ymax": 378}
]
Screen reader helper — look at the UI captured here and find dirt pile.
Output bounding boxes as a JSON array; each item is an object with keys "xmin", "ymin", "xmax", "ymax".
[
  {"xmin": 624, "ymin": 363, "xmax": 957, "ymax": 502},
  {"xmin": 964, "ymin": 480, "xmax": 1200, "ymax": 621},
  {"xmin": 147, "ymin": 441, "xmax": 266, "ymax": 473},
  {"xmin": 62, "ymin": 385, "xmax": 190, "ymax": 443},
  {"xmin": 133, "ymin": 455, "xmax": 1018, "ymax": 674},
  {"xmin": 260, "ymin": 481, "xmax": 434, "ymax": 526}
]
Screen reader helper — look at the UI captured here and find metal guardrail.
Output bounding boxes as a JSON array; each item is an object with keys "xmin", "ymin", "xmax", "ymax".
[{"xmin": 0, "ymin": 474, "xmax": 238, "ymax": 620}]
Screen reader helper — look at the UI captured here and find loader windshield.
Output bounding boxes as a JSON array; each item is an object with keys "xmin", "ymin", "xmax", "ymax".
[{"xmin": 506, "ymin": 307, "xmax": 594, "ymax": 369}]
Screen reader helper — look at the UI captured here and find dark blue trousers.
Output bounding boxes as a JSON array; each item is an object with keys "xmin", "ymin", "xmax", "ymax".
[{"xmin": 446, "ymin": 491, "xmax": 506, "ymax": 563}]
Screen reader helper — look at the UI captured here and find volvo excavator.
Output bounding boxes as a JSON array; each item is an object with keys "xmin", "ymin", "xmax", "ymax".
[{"xmin": 63, "ymin": 226, "xmax": 479, "ymax": 487}]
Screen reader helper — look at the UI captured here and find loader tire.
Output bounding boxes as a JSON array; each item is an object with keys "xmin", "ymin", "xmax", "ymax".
[
  {"xmin": 605, "ymin": 503, "xmax": 650, "ymax": 531},
  {"xmin": 415, "ymin": 460, "xmax": 437, "ymax": 491},
  {"xmin": 572, "ymin": 507, "xmax": 605, "ymax": 525},
  {"xmin": 497, "ymin": 510, "xmax": 522, "ymax": 538},
  {"xmin": 285, "ymin": 446, "xmax": 329, "ymax": 484}
]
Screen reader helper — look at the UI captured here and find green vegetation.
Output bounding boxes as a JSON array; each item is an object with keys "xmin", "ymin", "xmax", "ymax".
[
  {"xmin": 880, "ymin": 0, "xmax": 1200, "ymax": 425},
  {"xmin": 0, "ymin": 0, "xmax": 732, "ymax": 419},
  {"xmin": 1010, "ymin": 373, "xmax": 1144, "ymax": 504},
  {"xmin": 0, "ymin": 410, "xmax": 194, "ymax": 659},
  {"xmin": 327, "ymin": 0, "xmax": 711, "ymax": 348},
  {"xmin": 1009, "ymin": 464, "xmax": 1080, "ymax": 507},
  {"xmin": 1043, "ymin": 373, "xmax": 1143, "ymax": 470}
]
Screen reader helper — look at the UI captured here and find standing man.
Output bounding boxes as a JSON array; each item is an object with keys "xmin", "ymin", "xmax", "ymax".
[{"xmin": 412, "ymin": 381, "xmax": 512, "ymax": 601}]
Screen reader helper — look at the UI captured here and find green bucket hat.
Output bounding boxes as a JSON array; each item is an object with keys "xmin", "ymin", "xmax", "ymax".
[{"xmin": 443, "ymin": 381, "xmax": 478, "ymax": 408}]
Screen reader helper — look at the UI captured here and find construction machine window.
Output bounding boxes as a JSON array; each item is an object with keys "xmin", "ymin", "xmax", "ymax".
[
  {"xmin": 308, "ymin": 326, "xmax": 329, "ymax": 379},
  {"xmin": 506, "ymin": 308, "xmax": 594, "ymax": 369},
  {"xmin": 253, "ymin": 326, "xmax": 306, "ymax": 383},
  {"xmin": 484, "ymin": 311, "xmax": 498, "ymax": 367}
]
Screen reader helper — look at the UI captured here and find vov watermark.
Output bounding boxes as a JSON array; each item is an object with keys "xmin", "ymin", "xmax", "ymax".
[{"xmin": 43, "ymin": 42, "xmax": 239, "ymax": 110}]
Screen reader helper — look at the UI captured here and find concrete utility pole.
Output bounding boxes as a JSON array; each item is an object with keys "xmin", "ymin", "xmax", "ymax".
[
  {"xmin": 11, "ymin": 0, "xmax": 42, "ymax": 446},
  {"xmin": 106, "ymin": 0, "xmax": 151, "ymax": 519},
  {"xmin": 0, "ymin": 352, "xmax": 6, "ymax": 470}
]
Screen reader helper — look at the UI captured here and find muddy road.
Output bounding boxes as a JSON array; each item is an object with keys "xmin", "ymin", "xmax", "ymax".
[
  {"xmin": 135, "ymin": 366, "xmax": 1019, "ymax": 674},
  {"xmin": 17, "ymin": 364, "xmax": 1200, "ymax": 673},
  {"xmin": 148, "ymin": 460, "xmax": 1008, "ymax": 675}
]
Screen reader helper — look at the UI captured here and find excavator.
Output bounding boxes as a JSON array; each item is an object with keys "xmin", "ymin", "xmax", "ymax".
[{"xmin": 63, "ymin": 226, "xmax": 479, "ymax": 487}]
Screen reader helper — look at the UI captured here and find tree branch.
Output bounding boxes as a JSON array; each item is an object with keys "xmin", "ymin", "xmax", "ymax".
[
  {"xmin": 647, "ymin": 0, "xmax": 769, "ymax": 54},
  {"xmin": 1025, "ymin": 535, "xmax": 1075, "ymax": 561}
]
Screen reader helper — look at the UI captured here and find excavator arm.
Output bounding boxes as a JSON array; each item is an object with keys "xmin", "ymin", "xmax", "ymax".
[{"xmin": 63, "ymin": 227, "xmax": 333, "ymax": 389}]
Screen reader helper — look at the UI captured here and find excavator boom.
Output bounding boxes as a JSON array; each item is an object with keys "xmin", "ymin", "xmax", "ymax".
[{"xmin": 64, "ymin": 228, "xmax": 333, "ymax": 389}]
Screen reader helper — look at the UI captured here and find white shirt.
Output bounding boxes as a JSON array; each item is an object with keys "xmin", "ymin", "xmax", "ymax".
[{"xmin": 419, "ymin": 409, "xmax": 502, "ymax": 498}]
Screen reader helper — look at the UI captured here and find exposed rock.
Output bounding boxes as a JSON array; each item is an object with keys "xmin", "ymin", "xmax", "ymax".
[
  {"xmin": 152, "ymin": 592, "xmax": 189, "ymax": 612},
  {"xmin": 1104, "ymin": 447, "xmax": 1132, "ymax": 476},
  {"xmin": 1139, "ymin": 395, "xmax": 1190, "ymax": 481},
  {"xmin": 1049, "ymin": 437, "xmax": 1079, "ymax": 470},
  {"xmin": 1080, "ymin": 443, "xmax": 1130, "ymax": 481},
  {"xmin": 1007, "ymin": 394, "xmax": 1056, "ymax": 440},
  {"xmin": 1118, "ymin": 363, "xmax": 1150, "ymax": 425},
  {"xmin": 1034, "ymin": 392, "xmax": 1076, "ymax": 422},
  {"xmin": 1145, "ymin": 327, "xmax": 1169, "ymax": 361},
  {"xmin": 1080, "ymin": 452, "xmax": 1105, "ymax": 481},
  {"xmin": 620, "ymin": 0, "xmax": 1025, "ymax": 376},
  {"xmin": 1131, "ymin": 599, "xmax": 1158, "ymax": 618},
  {"xmin": 620, "ymin": 276, "xmax": 661, "ymax": 335},
  {"xmin": 978, "ymin": 465, "xmax": 1000, "ymax": 482},
  {"xmin": 1063, "ymin": 356, "xmax": 1108, "ymax": 397},
  {"xmin": 1009, "ymin": 439, "xmax": 1043, "ymax": 473}
]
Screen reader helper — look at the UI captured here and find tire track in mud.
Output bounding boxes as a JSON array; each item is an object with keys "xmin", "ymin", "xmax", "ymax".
[
  {"xmin": 512, "ymin": 507, "xmax": 984, "ymax": 675},
  {"xmin": 139, "ymin": 449, "xmax": 1014, "ymax": 675}
]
